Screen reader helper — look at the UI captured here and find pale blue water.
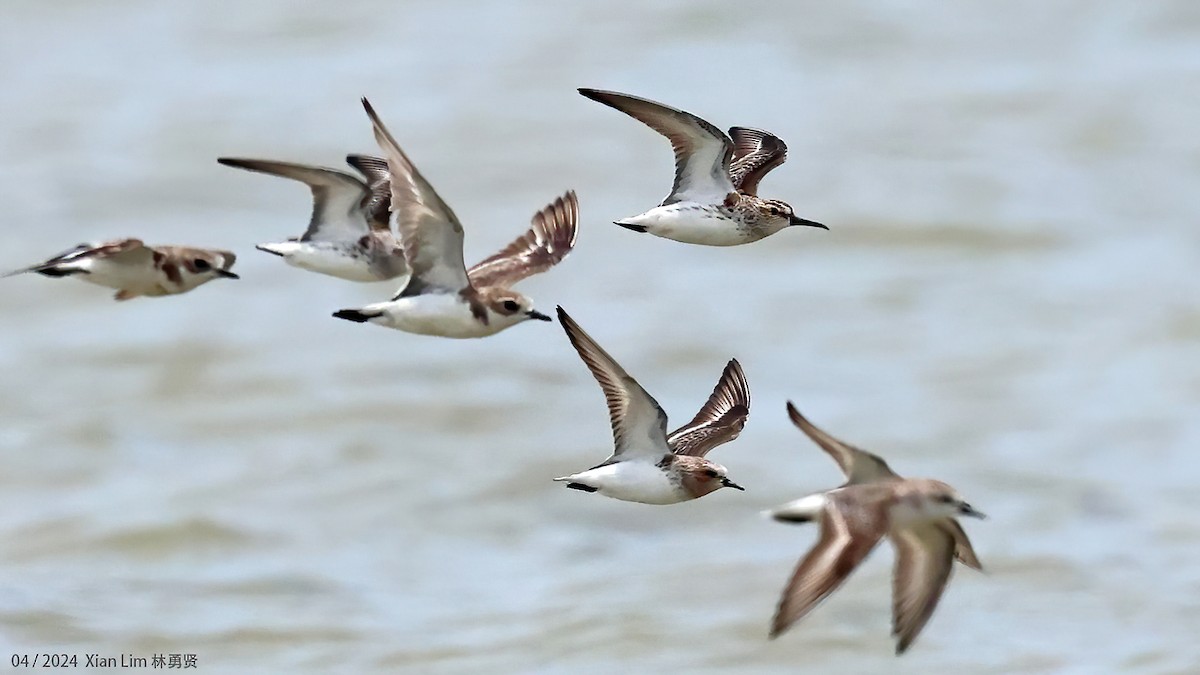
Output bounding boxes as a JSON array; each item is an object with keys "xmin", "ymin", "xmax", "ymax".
[{"xmin": 1, "ymin": 1, "xmax": 1198, "ymax": 672}]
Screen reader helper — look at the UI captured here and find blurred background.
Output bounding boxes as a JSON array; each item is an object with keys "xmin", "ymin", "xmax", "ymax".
[{"xmin": 1, "ymin": 0, "xmax": 1198, "ymax": 672}]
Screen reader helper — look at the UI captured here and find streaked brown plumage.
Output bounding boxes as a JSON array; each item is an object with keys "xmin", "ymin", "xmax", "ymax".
[{"xmin": 577, "ymin": 88, "xmax": 827, "ymax": 246}]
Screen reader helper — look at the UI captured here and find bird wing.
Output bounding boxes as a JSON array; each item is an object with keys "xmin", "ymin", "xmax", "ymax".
[
  {"xmin": 786, "ymin": 402, "xmax": 898, "ymax": 484},
  {"xmin": 578, "ymin": 88, "xmax": 734, "ymax": 206},
  {"xmin": 557, "ymin": 306, "xmax": 670, "ymax": 462},
  {"xmin": 344, "ymin": 154, "xmax": 394, "ymax": 232},
  {"xmin": 467, "ymin": 191, "xmax": 579, "ymax": 289},
  {"xmin": 361, "ymin": 98, "xmax": 469, "ymax": 297},
  {"xmin": 4, "ymin": 238, "xmax": 153, "ymax": 277},
  {"xmin": 668, "ymin": 359, "xmax": 750, "ymax": 457},
  {"xmin": 217, "ymin": 158, "xmax": 371, "ymax": 241},
  {"xmin": 727, "ymin": 127, "xmax": 788, "ymax": 196},
  {"xmin": 770, "ymin": 493, "xmax": 886, "ymax": 638},
  {"xmin": 890, "ymin": 523, "xmax": 956, "ymax": 654},
  {"xmin": 938, "ymin": 518, "xmax": 983, "ymax": 572}
]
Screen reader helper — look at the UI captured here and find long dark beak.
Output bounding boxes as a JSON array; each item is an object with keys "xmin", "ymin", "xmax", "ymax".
[
  {"xmin": 789, "ymin": 215, "xmax": 828, "ymax": 230},
  {"xmin": 959, "ymin": 503, "xmax": 986, "ymax": 519},
  {"xmin": 526, "ymin": 309, "xmax": 552, "ymax": 322},
  {"xmin": 215, "ymin": 269, "xmax": 240, "ymax": 279},
  {"xmin": 720, "ymin": 477, "xmax": 745, "ymax": 491}
]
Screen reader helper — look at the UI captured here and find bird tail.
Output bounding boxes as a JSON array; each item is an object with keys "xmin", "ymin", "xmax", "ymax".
[{"xmin": 332, "ymin": 308, "xmax": 383, "ymax": 323}]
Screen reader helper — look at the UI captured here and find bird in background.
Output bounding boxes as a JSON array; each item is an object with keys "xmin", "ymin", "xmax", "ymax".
[
  {"xmin": 578, "ymin": 88, "xmax": 827, "ymax": 246},
  {"xmin": 766, "ymin": 405, "xmax": 986, "ymax": 654},
  {"xmin": 2, "ymin": 239, "xmax": 238, "ymax": 300},
  {"xmin": 218, "ymin": 154, "xmax": 408, "ymax": 282},
  {"xmin": 333, "ymin": 98, "xmax": 577, "ymax": 338},
  {"xmin": 785, "ymin": 402, "xmax": 983, "ymax": 570},
  {"xmin": 553, "ymin": 306, "xmax": 749, "ymax": 504}
]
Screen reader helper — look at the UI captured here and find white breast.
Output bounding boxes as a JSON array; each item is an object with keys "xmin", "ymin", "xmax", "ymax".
[
  {"xmin": 265, "ymin": 241, "xmax": 380, "ymax": 282},
  {"xmin": 80, "ymin": 258, "xmax": 169, "ymax": 294},
  {"xmin": 632, "ymin": 203, "xmax": 760, "ymax": 247},
  {"xmin": 362, "ymin": 293, "xmax": 489, "ymax": 338},
  {"xmin": 567, "ymin": 460, "xmax": 688, "ymax": 505}
]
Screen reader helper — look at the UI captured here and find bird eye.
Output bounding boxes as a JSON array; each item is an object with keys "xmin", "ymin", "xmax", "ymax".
[
  {"xmin": 193, "ymin": 259, "xmax": 210, "ymax": 271},
  {"xmin": 937, "ymin": 495, "xmax": 955, "ymax": 504},
  {"xmin": 703, "ymin": 469, "xmax": 719, "ymax": 479},
  {"xmin": 502, "ymin": 300, "xmax": 520, "ymax": 312}
]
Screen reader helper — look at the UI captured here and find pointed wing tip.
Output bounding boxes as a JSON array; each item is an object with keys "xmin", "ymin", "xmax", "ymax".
[
  {"xmin": 785, "ymin": 401, "xmax": 818, "ymax": 433},
  {"xmin": 216, "ymin": 157, "xmax": 262, "ymax": 171},
  {"xmin": 724, "ymin": 358, "xmax": 750, "ymax": 400},
  {"xmin": 555, "ymin": 306, "xmax": 580, "ymax": 338},
  {"xmin": 345, "ymin": 153, "xmax": 390, "ymax": 175},
  {"xmin": 893, "ymin": 632, "xmax": 918, "ymax": 655},
  {"xmin": 769, "ymin": 604, "xmax": 798, "ymax": 640},
  {"xmin": 361, "ymin": 98, "xmax": 387, "ymax": 131},
  {"xmin": 955, "ymin": 551, "xmax": 985, "ymax": 572},
  {"xmin": 547, "ymin": 189, "xmax": 580, "ymax": 232},
  {"xmin": 561, "ymin": 193, "xmax": 581, "ymax": 248},
  {"xmin": 724, "ymin": 358, "xmax": 746, "ymax": 383},
  {"xmin": 577, "ymin": 88, "xmax": 614, "ymax": 107},
  {"xmin": 785, "ymin": 400, "xmax": 803, "ymax": 420},
  {"xmin": 577, "ymin": 88, "xmax": 640, "ymax": 111}
]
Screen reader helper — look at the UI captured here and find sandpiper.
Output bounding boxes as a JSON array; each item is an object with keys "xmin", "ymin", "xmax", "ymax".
[
  {"xmin": 3, "ymin": 238, "xmax": 238, "ymax": 300},
  {"xmin": 332, "ymin": 98, "xmax": 577, "ymax": 338},
  {"xmin": 553, "ymin": 306, "xmax": 749, "ymax": 504},
  {"xmin": 578, "ymin": 88, "xmax": 827, "ymax": 246},
  {"xmin": 768, "ymin": 474, "xmax": 985, "ymax": 653},
  {"xmin": 218, "ymin": 155, "xmax": 408, "ymax": 282},
  {"xmin": 786, "ymin": 402, "xmax": 982, "ymax": 570}
]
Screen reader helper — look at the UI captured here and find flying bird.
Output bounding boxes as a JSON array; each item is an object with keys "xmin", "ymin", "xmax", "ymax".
[
  {"xmin": 3, "ymin": 239, "xmax": 237, "ymax": 300},
  {"xmin": 553, "ymin": 306, "xmax": 750, "ymax": 504},
  {"xmin": 578, "ymin": 88, "xmax": 826, "ymax": 246},
  {"xmin": 332, "ymin": 98, "xmax": 578, "ymax": 338},
  {"xmin": 218, "ymin": 155, "xmax": 407, "ymax": 282}
]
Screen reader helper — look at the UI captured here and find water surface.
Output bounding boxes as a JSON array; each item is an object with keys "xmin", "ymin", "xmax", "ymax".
[{"xmin": 1, "ymin": 1, "xmax": 1198, "ymax": 672}]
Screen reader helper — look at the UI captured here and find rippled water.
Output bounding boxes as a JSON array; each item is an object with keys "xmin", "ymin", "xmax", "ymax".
[{"xmin": 1, "ymin": 1, "xmax": 1198, "ymax": 672}]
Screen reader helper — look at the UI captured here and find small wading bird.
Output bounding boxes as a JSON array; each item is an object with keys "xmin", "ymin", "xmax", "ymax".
[
  {"xmin": 553, "ymin": 306, "xmax": 750, "ymax": 504},
  {"xmin": 766, "ymin": 406, "xmax": 986, "ymax": 654},
  {"xmin": 785, "ymin": 403, "xmax": 983, "ymax": 570},
  {"xmin": 2, "ymin": 239, "xmax": 238, "ymax": 300},
  {"xmin": 218, "ymin": 154, "xmax": 408, "ymax": 282},
  {"xmin": 578, "ymin": 88, "xmax": 827, "ymax": 246},
  {"xmin": 333, "ymin": 98, "xmax": 578, "ymax": 338}
]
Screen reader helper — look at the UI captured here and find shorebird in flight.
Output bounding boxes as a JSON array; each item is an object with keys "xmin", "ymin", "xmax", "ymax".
[
  {"xmin": 578, "ymin": 88, "xmax": 826, "ymax": 246},
  {"xmin": 766, "ymin": 412, "xmax": 986, "ymax": 654},
  {"xmin": 332, "ymin": 99, "xmax": 577, "ymax": 338},
  {"xmin": 553, "ymin": 306, "xmax": 749, "ymax": 504},
  {"xmin": 3, "ymin": 239, "xmax": 237, "ymax": 300},
  {"xmin": 218, "ymin": 154, "xmax": 408, "ymax": 282},
  {"xmin": 785, "ymin": 402, "xmax": 983, "ymax": 571}
]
